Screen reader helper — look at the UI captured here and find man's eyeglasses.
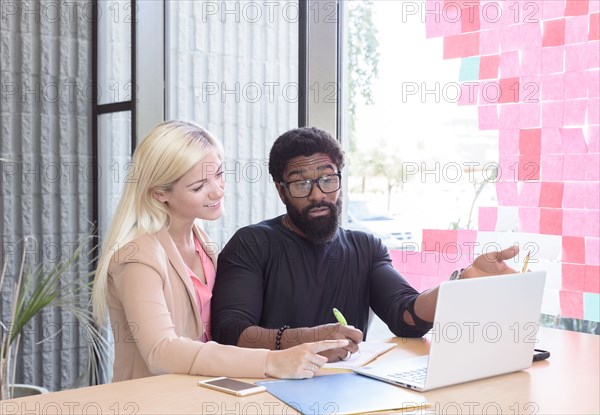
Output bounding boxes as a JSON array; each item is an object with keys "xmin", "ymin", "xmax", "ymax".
[{"xmin": 280, "ymin": 173, "xmax": 342, "ymax": 198}]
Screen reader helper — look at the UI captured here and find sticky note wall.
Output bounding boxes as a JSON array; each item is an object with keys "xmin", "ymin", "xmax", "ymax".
[{"xmin": 419, "ymin": 0, "xmax": 600, "ymax": 321}]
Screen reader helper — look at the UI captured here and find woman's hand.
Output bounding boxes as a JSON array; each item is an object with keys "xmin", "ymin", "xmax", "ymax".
[{"xmin": 264, "ymin": 339, "xmax": 350, "ymax": 379}]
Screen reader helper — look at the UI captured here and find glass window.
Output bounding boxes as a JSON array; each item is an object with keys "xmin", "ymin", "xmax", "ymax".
[{"xmin": 343, "ymin": 1, "xmax": 599, "ymax": 334}]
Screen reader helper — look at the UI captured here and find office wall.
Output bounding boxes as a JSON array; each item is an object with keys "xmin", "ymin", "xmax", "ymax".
[
  {"xmin": 166, "ymin": 0, "xmax": 299, "ymax": 247},
  {"xmin": 0, "ymin": 0, "xmax": 94, "ymax": 390}
]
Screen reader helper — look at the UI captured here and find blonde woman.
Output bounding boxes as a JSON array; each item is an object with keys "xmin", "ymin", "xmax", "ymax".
[{"xmin": 93, "ymin": 120, "xmax": 346, "ymax": 382}]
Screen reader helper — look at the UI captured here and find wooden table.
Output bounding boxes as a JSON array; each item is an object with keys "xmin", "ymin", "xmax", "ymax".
[{"xmin": 1, "ymin": 327, "xmax": 598, "ymax": 414}]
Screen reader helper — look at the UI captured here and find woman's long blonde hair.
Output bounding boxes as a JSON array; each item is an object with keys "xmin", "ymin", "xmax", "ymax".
[{"xmin": 92, "ymin": 120, "xmax": 223, "ymax": 323}]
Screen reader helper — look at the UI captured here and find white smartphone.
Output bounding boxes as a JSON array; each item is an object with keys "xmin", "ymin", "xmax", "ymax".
[{"xmin": 198, "ymin": 377, "xmax": 267, "ymax": 397}]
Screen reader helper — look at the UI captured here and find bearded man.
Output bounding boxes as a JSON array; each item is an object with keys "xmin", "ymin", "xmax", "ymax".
[{"xmin": 211, "ymin": 127, "xmax": 519, "ymax": 362}]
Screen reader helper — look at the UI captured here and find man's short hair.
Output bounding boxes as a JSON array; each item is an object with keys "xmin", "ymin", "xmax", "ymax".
[{"xmin": 268, "ymin": 127, "xmax": 345, "ymax": 183}]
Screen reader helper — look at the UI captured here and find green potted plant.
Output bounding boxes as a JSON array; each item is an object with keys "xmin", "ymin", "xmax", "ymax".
[{"xmin": 0, "ymin": 233, "xmax": 110, "ymax": 400}]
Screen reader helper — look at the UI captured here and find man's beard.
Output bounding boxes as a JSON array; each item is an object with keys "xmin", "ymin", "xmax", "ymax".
[{"xmin": 285, "ymin": 198, "xmax": 342, "ymax": 244}]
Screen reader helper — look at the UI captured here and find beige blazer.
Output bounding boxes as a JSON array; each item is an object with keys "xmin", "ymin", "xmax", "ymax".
[{"xmin": 107, "ymin": 225, "xmax": 269, "ymax": 382}]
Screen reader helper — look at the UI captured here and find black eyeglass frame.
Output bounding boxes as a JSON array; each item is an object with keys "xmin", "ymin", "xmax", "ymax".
[{"xmin": 280, "ymin": 173, "xmax": 342, "ymax": 198}]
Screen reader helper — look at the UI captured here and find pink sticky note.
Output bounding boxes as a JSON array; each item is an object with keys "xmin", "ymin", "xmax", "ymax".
[
  {"xmin": 540, "ymin": 181, "xmax": 565, "ymax": 208},
  {"xmin": 520, "ymin": 103, "xmax": 541, "ymax": 128},
  {"xmin": 496, "ymin": 181, "xmax": 519, "ymax": 205},
  {"xmin": 565, "ymin": 15, "xmax": 590, "ymax": 44},
  {"xmin": 563, "ymin": 182, "xmax": 588, "ymax": 208},
  {"xmin": 499, "ymin": 52, "xmax": 520, "ymax": 78},
  {"xmin": 421, "ymin": 252, "xmax": 440, "ymax": 277},
  {"xmin": 560, "ymin": 128, "xmax": 588, "ymax": 153},
  {"xmin": 589, "ymin": 99, "xmax": 600, "ymax": 130},
  {"xmin": 520, "ymin": 128, "xmax": 542, "ymax": 154},
  {"xmin": 499, "ymin": 78, "xmax": 520, "ymax": 103},
  {"xmin": 422, "ymin": 229, "xmax": 457, "ymax": 252},
  {"xmin": 542, "ymin": 73, "xmax": 565, "ymax": 101},
  {"xmin": 559, "ymin": 290, "xmax": 584, "ymax": 319},
  {"xmin": 519, "ymin": 153, "xmax": 541, "ymax": 181},
  {"xmin": 542, "ymin": 46, "xmax": 565, "ymax": 74},
  {"xmin": 519, "ymin": 207, "xmax": 541, "ymax": 233},
  {"xmin": 584, "ymin": 265, "xmax": 600, "ymax": 293},
  {"xmin": 521, "ymin": 48, "xmax": 542, "ymax": 76},
  {"xmin": 562, "ymin": 263, "xmax": 586, "ymax": 291},
  {"xmin": 585, "ymin": 181, "xmax": 600, "ymax": 208},
  {"xmin": 499, "ymin": 103, "xmax": 521, "ymax": 129},
  {"xmin": 541, "ymin": 154, "xmax": 564, "ymax": 181},
  {"xmin": 588, "ymin": 125, "xmax": 600, "ymax": 153},
  {"xmin": 591, "ymin": 1, "xmax": 600, "ymax": 12},
  {"xmin": 588, "ymin": 99, "xmax": 600, "ymax": 128},
  {"xmin": 479, "ymin": 105, "xmax": 499, "ymax": 130},
  {"xmin": 426, "ymin": 12, "xmax": 445, "ymax": 38},
  {"xmin": 542, "ymin": 101, "xmax": 564, "ymax": 128},
  {"xmin": 480, "ymin": 29, "xmax": 500, "ymax": 54},
  {"xmin": 565, "ymin": 43, "xmax": 589, "ymax": 73},
  {"xmin": 458, "ymin": 82, "xmax": 479, "ymax": 106},
  {"xmin": 585, "ymin": 153, "xmax": 600, "ymax": 181},
  {"xmin": 519, "ymin": 22, "xmax": 543, "ymax": 49},
  {"xmin": 501, "ymin": 24, "xmax": 521, "ymax": 52},
  {"xmin": 565, "ymin": 0, "xmax": 589, "ymax": 16},
  {"xmin": 541, "ymin": 128, "xmax": 564, "ymax": 154},
  {"xmin": 540, "ymin": 208, "xmax": 563, "ymax": 235},
  {"xmin": 563, "ymin": 153, "xmax": 588, "ymax": 180},
  {"xmin": 499, "ymin": 128, "xmax": 520, "ymax": 154},
  {"xmin": 543, "ymin": 18, "xmax": 566, "ymax": 47},
  {"xmin": 590, "ymin": 12, "xmax": 600, "ymax": 40},
  {"xmin": 479, "ymin": 207, "xmax": 498, "ymax": 231},
  {"xmin": 456, "ymin": 229, "xmax": 477, "ymax": 251},
  {"xmin": 588, "ymin": 69, "xmax": 600, "ymax": 97},
  {"xmin": 521, "ymin": 76, "xmax": 541, "ymax": 104},
  {"xmin": 564, "ymin": 71, "xmax": 589, "ymax": 99},
  {"xmin": 479, "ymin": 54, "xmax": 500, "ymax": 79},
  {"xmin": 588, "ymin": 42, "xmax": 600, "ymax": 70},
  {"xmin": 441, "ymin": 10, "xmax": 464, "ymax": 36},
  {"xmin": 480, "ymin": 81, "xmax": 500, "ymax": 104},
  {"xmin": 563, "ymin": 209, "xmax": 588, "ymax": 236},
  {"xmin": 563, "ymin": 99, "xmax": 588, "ymax": 126},
  {"xmin": 444, "ymin": 32, "xmax": 480, "ymax": 59},
  {"xmin": 519, "ymin": 181, "xmax": 542, "ymax": 206},
  {"xmin": 480, "ymin": 1, "xmax": 501, "ymax": 29},
  {"xmin": 403, "ymin": 251, "xmax": 424, "ymax": 275},
  {"xmin": 562, "ymin": 235, "xmax": 586, "ymax": 263},
  {"xmin": 586, "ymin": 237, "xmax": 600, "ymax": 265},
  {"xmin": 543, "ymin": 0, "xmax": 566, "ymax": 20},
  {"xmin": 498, "ymin": 1, "xmax": 522, "ymax": 26},
  {"xmin": 498, "ymin": 153, "xmax": 519, "ymax": 182},
  {"xmin": 461, "ymin": 5, "xmax": 480, "ymax": 33},
  {"xmin": 585, "ymin": 209, "xmax": 600, "ymax": 237}
]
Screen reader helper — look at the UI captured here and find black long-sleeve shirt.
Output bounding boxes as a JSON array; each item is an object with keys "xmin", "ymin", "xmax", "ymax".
[{"xmin": 211, "ymin": 216, "xmax": 432, "ymax": 345}]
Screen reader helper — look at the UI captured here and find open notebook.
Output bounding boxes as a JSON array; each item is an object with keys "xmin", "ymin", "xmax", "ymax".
[{"xmin": 323, "ymin": 342, "xmax": 396, "ymax": 370}]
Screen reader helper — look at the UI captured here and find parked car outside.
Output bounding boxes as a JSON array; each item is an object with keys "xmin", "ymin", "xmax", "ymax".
[{"xmin": 345, "ymin": 199, "xmax": 414, "ymax": 250}]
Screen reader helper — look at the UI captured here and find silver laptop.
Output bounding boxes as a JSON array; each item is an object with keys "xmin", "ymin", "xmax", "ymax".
[{"xmin": 355, "ymin": 271, "xmax": 546, "ymax": 391}]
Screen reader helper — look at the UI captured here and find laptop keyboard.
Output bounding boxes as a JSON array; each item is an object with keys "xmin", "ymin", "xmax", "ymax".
[{"xmin": 390, "ymin": 367, "xmax": 427, "ymax": 384}]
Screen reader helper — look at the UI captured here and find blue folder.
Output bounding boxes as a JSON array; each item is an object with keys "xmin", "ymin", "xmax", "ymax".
[{"xmin": 257, "ymin": 373, "xmax": 428, "ymax": 415}]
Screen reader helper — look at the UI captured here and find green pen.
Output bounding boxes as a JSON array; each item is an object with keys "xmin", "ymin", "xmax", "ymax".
[{"xmin": 333, "ymin": 308, "xmax": 347, "ymax": 325}]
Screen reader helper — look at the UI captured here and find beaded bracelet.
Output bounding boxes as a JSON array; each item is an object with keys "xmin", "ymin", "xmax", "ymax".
[{"xmin": 275, "ymin": 325, "xmax": 290, "ymax": 350}]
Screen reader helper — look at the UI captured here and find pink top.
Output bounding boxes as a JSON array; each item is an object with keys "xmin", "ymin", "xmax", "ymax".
[{"xmin": 186, "ymin": 236, "xmax": 216, "ymax": 341}]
